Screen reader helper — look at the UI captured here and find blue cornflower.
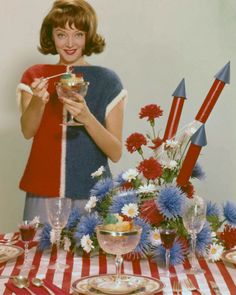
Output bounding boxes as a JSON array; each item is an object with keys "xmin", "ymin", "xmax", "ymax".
[
  {"xmin": 38, "ymin": 223, "xmax": 52, "ymax": 251},
  {"xmin": 109, "ymin": 190, "xmax": 138, "ymax": 214},
  {"xmin": 90, "ymin": 177, "xmax": 114, "ymax": 202},
  {"xmin": 157, "ymin": 185, "xmax": 185, "ymax": 219},
  {"xmin": 207, "ymin": 201, "xmax": 221, "ymax": 217},
  {"xmin": 133, "ymin": 217, "xmax": 152, "ymax": 256},
  {"xmin": 66, "ymin": 207, "xmax": 80, "ymax": 229},
  {"xmin": 74, "ymin": 213, "xmax": 102, "ymax": 245},
  {"xmin": 113, "ymin": 172, "xmax": 126, "ymax": 187},
  {"xmin": 152, "ymin": 240, "xmax": 185, "ymax": 266},
  {"xmin": 191, "ymin": 162, "xmax": 206, "ymax": 180},
  {"xmin": 196, "ymin": 222, "xmax": 212, "ymax": 256},
  {"xmin": 223, "ymin": 201, "xmax": 236, "ymax": 226}
]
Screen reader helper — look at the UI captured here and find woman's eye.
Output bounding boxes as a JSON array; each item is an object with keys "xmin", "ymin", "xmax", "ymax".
[
  {"xmin": 75, "ymin": 32, "xmax": 85, "ymax": 38},
  {"xmin": 57, "ymin": 33, "xmax": 66, "ymax": 39}
]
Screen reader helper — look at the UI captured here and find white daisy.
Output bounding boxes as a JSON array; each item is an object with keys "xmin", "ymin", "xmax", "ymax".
[
  {"xmin": 81, "ymin": 235, "xmax": 94, "ymax": 253},
  {"xmin": 208, "ymin": 243, "xmax": 224, "ymax": 262},
  {"xmin": 85, "ymin": 196, "xmax": 98, "ymax": 213},
  {"xmin": 138, "ymin": 184, "xmax": 157, "ymax": 194},
  {"xmin": 63, "ymin": 236, "xmax": 71, "ymax": 252},
  {"xmin": 91, "ymin": 166, "xmax": 105, "ymax": 178},
  {"xmin": 149, "ymin": 228, "xmax": 162, "ymax": 246},
  {"xmin": 122, "ymin": 169, "xmax": 139, "ymax": 182},
  {"xmin": 121, "ymin": 203, "xmax": 139, "ymax": 218}
]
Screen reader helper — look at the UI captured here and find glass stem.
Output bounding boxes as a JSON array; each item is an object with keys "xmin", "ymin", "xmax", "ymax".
[
  {"xmin": 115, "ymin": 254, "xmax": 123, "ymax": 284},
  {"xmin": 24, "ymin": 242, "xmax": 29, "ymax": 265},
  {"xmin": 190, "ymin": 232, "xmax": 197, "ymax": 269},
  {"xmin": 55, "ymin": 228, "xmax": 62, "ymax": 261},
  {"xmin": 165, "ymin": 249, "xmax": 170, "ymax": 272}
]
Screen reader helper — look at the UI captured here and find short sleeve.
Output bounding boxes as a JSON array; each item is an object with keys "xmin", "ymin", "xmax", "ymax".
[
  {"xmin": 102, "ymin": 69, "xmax": 128, "ymax": 117},
  {"xmin": 16, "ymin": 65, "xmax": 43, "ymax": 107}
]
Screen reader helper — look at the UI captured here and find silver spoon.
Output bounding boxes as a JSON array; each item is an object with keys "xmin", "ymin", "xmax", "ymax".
[
  {"xmin": 32, "ymin": 277, "xmax": 54, "ymax": 294},
  {"xmin": 12, "ymin": 276, "xmax": 35, "ymax": 295}
]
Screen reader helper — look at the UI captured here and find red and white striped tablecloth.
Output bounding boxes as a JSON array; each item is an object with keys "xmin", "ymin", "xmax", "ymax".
[{"xmin": 0, "ymin": 234, "xmax": 236, "ymax": 294}]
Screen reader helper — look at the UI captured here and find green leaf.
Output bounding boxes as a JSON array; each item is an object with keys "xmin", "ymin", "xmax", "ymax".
[{"xmin": 207, "ymin": 215, "xmax": 221, "ymax": 232}]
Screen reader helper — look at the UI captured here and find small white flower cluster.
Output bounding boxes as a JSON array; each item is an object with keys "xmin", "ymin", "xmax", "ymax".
[
  {"xmin": 63, "ymin": 236, "xmax": 71, "ymax": 252},
  {"xmin": 81, "ymin": 234, "xmax": 94, "ymax": 253},
  {"xmin": 85, "ymin": 196, "xmax": 98, "ymax": 213},
  {"xmin": 91, "ymin": 166, "xmax": 105, "ymax": 178},
  {"xmin": 122, "ymin": 169, "xmax": 139, "ymax": 182},
  {"xmin": 137, "ymin": 184, "xmax": 157, "ymax": 194},
  {"xmin": 161, "ymin": 159, "xmax": 178, "ymax": 170},
  {"xmin": 165, "ymin": 139, "xmax": 179, "ymax": 149}
]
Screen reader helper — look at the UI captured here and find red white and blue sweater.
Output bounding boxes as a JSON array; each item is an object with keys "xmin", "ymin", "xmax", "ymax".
[{"xmin": 17, "ymin": 64, "xmax": 127, "ymax": 199}]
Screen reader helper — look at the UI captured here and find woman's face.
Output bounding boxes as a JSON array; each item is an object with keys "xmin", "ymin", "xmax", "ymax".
[{"xmin": 52, "ymin": 22, "xmax": 86, "ymax": 65}]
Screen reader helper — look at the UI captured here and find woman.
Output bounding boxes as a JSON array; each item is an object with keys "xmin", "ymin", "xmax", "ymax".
[{"xmin": 17, "ymin": 0, "xmax": 127, "ymax": 222}]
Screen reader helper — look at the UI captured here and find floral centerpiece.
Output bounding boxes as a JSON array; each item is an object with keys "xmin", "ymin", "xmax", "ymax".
[{"xmin": 39, "ymin": 103, "xmax": 236, "ymax": 264}]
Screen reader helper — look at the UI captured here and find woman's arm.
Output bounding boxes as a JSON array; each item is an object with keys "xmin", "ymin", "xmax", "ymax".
[
  {"xmin": 85, "ymin": 99, "xmax": 125, "ymax": 163},
  {"xmin": 20, "ymin": 79, "xmax": 49, "ymax": 139}
]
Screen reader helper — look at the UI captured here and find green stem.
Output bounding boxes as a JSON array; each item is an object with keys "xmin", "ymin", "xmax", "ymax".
[
  {"xmin": 138, "ymin": 148, "xmax": 145, "ymax": 160},
  {"xmin": 151, "ymin": 123, "xmax": 156, "ymax": 140}
]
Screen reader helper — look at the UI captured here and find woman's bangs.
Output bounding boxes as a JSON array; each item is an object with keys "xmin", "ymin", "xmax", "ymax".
[{"xmin": 50, "ymin": 9, "xmax": 89, "ymax": 32}]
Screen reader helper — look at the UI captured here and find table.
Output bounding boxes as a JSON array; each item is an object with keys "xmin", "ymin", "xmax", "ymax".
[{"xmin": 0, "ymin": 233, "xmax": 236, "ymax": 294}]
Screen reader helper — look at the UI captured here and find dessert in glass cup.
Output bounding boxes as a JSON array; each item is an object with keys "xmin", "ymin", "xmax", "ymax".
[
  {"xmin": 56, "ymin": 73, "xmax": 89, "ymax": 126},
  {"xmin": 93, "ymin": 215, "xmax": 142, "ymax": 294}
]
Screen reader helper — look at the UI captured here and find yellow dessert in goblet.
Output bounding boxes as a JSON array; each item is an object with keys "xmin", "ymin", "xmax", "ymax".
[{"xmin": 93, "ymin": 214, "xmax": 142, "ymax": 294}]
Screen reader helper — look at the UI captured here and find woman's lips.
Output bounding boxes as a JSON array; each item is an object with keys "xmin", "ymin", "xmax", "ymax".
[{"xmin": 64, "ymin": 49, "xmax": 77, "ymax": 55}]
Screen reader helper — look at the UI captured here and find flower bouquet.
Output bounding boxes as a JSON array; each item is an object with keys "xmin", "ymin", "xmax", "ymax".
[{"xmin": 39, "ymin": 102, "xmax": 236, "ymax": 265}]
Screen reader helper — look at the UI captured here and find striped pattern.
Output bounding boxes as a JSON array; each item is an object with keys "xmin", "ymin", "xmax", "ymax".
[{"xmin": 0, "ymin": 234, "xmax": 236, "ymax": 294}]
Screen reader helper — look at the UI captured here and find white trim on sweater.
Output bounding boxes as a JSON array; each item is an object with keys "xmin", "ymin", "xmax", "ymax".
[
  {"xmin": 105, "ymin": 89, "xmax": 128, "ymax": 117},
  {"xmin": 16, "ymin": 83, "xmax": 33, "ymax": 112}
]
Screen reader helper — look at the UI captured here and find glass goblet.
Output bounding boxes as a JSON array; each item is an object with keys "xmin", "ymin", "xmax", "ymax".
[
  {"xmin": 17, "ymin": 220, "xmax": 37, "ymax": 270},
  {"xmin": 96, "ymin": 225, "xmax": 142, "ymax": 292},
  {"xmin": 182, "ymin": 195, "xmax": 206, "ymax": 275},
  {"xmin": 56, "ymin": 81, "xmax": 89, "ymax": 126},
  {"xmin": 159, "ymin": 227, "xmax": 177, "ymax": 277},
  {"xmin": 46, "ymin": 198, "xmax": 71, "ymax": 270}
]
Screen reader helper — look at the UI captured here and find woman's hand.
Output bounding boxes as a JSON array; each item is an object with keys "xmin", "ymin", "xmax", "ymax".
[
  {"xmin": 30, "ymin": 78, "xmax": 49, "ymax": 104},
  {"xmin": 59, "ymin": 92, "xmax": 92, "ymax": 125}
]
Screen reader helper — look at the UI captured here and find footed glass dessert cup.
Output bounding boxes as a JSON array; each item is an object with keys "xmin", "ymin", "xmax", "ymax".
[
  {"xmin": 95, "ymin": 224, "xmax": 142, "ymax": 294},
  {"xmin": 56, "ymin": 80, "xmax": 89, "ymax": 126}
]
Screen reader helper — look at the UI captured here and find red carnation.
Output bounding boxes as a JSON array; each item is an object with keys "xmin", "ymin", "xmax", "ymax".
[
  {"xmin": 140, "ymin": 199, "xmax": 164, "ymax": 226},
  {"xmin": 219, "ymin": 225, "xmax": 236, "ymax": 250},
  {"xmin": 137, "ymin": 157, "xmax": 163, "ymax": 180},
  {"xmin": 139, "ymin": 104, "xmax": 163, "ymax": 121},
  {"xmin": 149, "ymin": 137, "xmax": 163, "ymax": 150},
  {"xmin": 125, "ymin": 133, "xmax": 147, "ymax": 154}
]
